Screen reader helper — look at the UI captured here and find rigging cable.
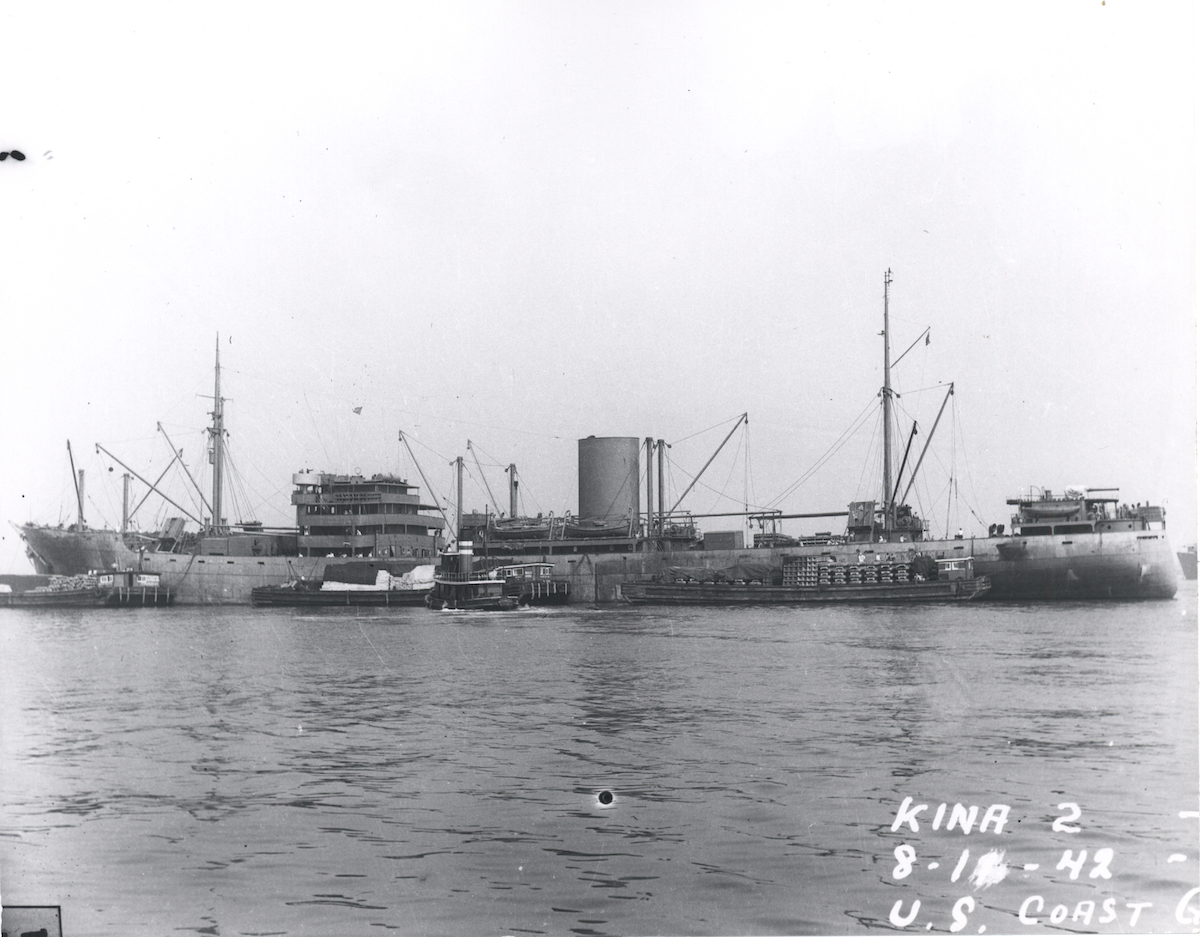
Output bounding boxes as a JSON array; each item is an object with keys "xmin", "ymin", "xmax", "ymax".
[
  {"xmin": 744, "ymin": 421, "xmax": 753, "ymax": 539},
  {"xmin": 703, "ymin": 432, "xmax": 746, "ymax": 515},
  {"xmin": 670, "ymin": 413, "xmax": 746, "ymax": 447},
  {"xmin": 665, "ymin": 429, "xmax": 767, "ymax": 515},
  {"xmin": 855, "ymin": 409, "xmax": 883, "ymax": 506},
  {"xmin": 398, "ymin": 431, "xmax": 453, "ymax": 527},
  {"xmin": 302, "ymin": 391, "xmax": 335, "ymax": 470},
  {"xmin": 767, "ymin": 395, "xmax": 879, "ymax": 508},
  {"xmin": 953, "ymin": 395, "xmax": 988, "ymax": 530}
]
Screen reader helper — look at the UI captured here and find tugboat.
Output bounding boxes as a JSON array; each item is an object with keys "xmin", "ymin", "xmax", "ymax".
[{"xmin": 426, "ymin": 541, "xmax": 518, "ymax": 611}]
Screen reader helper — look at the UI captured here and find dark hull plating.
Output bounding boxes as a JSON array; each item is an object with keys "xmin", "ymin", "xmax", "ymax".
[
  {"xmin": 250, "ymin": 587, "xmax": 430, "ymax": 607},
  {"xmin": 20, "ymin": 524, "xmax": 1178, "ymax": 604},
  {"xmin": 19, "ymin": 525, "xmax": 135, "ymax": 575},
  {"xmin": 621, "ymin": 577, "xmax": 990, "ymax": 604},
  {"xmin": 577, "ymin": 530, "xmax": 1179, "ymax": 604}
]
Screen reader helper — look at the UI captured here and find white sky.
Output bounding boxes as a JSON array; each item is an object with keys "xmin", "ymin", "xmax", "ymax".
[{"xmin": 1, "ymin": 2, "xmax": 1195, "ymax": 571}]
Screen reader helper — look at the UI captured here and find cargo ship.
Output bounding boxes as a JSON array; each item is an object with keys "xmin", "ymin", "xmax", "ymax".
[
  {"xmin": 16, "ymin": 278, "xmax": 1180, "ymax": 605},
  {"xmin": 18, "ymin": 340, "xmax": 446, "ymax": 604},
  {"xmin": 454, "ymin": 271, "xmax": 1178, "ymax": 603}
]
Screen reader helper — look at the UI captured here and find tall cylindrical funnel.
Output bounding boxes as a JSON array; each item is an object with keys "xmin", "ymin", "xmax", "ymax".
[{"xmin": 578, "ymin": 436, "xmax": 640, "ymax": 521}]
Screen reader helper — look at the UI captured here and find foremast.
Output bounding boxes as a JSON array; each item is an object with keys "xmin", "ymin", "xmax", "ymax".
[
  {"xmin": 207, "ymin": 335, "xmax": 226, "ymax": 534},
  {"xmin": 881, "ymin": 269, "xmax": 895, "ymax": 532}
]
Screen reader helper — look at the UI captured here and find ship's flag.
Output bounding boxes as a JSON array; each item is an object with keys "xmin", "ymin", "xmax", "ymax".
[
  {"xmin": 353, "ymin": 406, "xmax": 362, "ymax": 415},
  {"xmin": 925, "ymin": 331, "xmax": 930, "ymax": 345}
]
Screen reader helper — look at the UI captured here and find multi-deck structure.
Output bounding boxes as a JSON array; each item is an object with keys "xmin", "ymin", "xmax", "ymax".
[{"xmin": 292, "ymin": 471, "xmax": 443, "ymax": 558}]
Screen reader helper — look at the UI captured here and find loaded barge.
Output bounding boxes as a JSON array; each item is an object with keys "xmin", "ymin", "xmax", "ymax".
[
  {"xmin": 1, "ymin": 570, "xmax": 172, "ymax": 608},
  {"xmin": 621, "ymin": 556, "xmax": 989, "ymax": 605},
  {"xmin": 250, "ymin": 563, "xmax": 434, "ymax": 607}
]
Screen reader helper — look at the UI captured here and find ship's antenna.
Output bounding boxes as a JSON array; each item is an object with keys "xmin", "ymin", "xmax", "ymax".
[{"xmin": 881, "ymin": 269, "xmax": 894, "ymax": 534}]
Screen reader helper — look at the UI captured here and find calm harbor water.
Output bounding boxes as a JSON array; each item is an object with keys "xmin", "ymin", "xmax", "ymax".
[{"xmin": 2, "ymin": 589, "xmax": 1197, "ymax": 936}]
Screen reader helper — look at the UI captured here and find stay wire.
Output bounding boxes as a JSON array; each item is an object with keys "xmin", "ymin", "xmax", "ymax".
[
  {"xmin": 768, "ymin": 395, "xmax": 879, "ymax": 508},
  {"xmin": 670, "ymin": 413, "xmax": 746, "ymax": 447}
]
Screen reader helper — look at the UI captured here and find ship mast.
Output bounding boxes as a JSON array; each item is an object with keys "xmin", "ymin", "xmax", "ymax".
[
  {"xmin": 209, "ymin": 334, "xmax": 225, "ymax": 533},
  {"xmin": 881, "ymin": 269, "xmax": 894, "ymax": 534}
]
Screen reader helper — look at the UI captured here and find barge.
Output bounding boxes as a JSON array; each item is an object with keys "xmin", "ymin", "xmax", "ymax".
[
  {"xmin": 0, "ymin": 570, "xmax": 173, "ymax": 608},
  {"xmin": 621, "ymin": 556, "xmax": 990, "ymax": 605},
  {"xmin": 251, "ymin": 565, "xmax": 434, "ymax": 607}
]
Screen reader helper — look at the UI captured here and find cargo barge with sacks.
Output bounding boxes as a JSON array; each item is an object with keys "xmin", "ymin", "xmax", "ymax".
[
  {"xmin": 0, "ymin": 569, "xmax": 173, "ymax": 608},
  {"xmin": 621, "ymin": 555, "xmax": 990, "ymax": 605}
]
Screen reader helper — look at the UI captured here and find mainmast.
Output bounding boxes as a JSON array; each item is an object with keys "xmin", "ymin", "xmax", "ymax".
[
  {"xmin": 881, "ymin": 269, "xmax": 894, "ymax": 533},
  {"xmin": 209, "ymin": 334, "xmax": 225, "ymax": 533}
]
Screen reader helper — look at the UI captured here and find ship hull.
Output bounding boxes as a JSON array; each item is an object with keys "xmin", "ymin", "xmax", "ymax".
[
  {"xmin": 572, "ymin": 529, "xmax": 1179, "ymax": 604},
  {"xmin": 982, "ymin": 535, "xmax": 1178, "ymax": 599},
  {"xmin": 18, "ymin": 524, "xmax": 137, "ymax": 575},
  {"xmin": 140, "ymin": 553, "xmax": 340, "ymax": 604},
  {"xmin": 18, "ymin": 523, "xmax": 434, "ymax": 605},
  {"xmin": 20, "ymin": 524, "xmax": 1178, "ymax": 605}
]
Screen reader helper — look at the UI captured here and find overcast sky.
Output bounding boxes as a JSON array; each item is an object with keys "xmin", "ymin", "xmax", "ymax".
[{"xmin": 1, "ymin": 2, "xmax": 1194, "ymax": 571}]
